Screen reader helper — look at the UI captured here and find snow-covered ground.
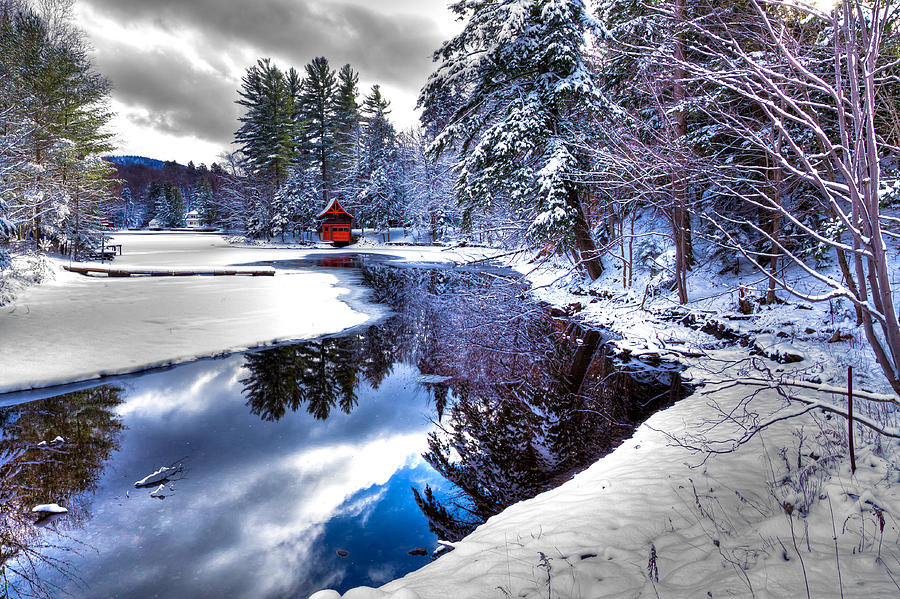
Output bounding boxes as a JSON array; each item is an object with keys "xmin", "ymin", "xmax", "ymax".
[{"xmin": 0, "ymin": 232, "xmax": 489, "ymax": 394}]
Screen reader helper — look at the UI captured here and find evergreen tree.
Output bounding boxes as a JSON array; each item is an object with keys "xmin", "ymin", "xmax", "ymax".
[
  {"xmin": 361, "ymin": 85, "xmax": 394, "ymax": 175},
  {"xmin": 0, "ymin": 194, "xmax": 12, "ymax": 270},
  {"xmin": 0, "ymin": 2, "xmax": 115, "ymax": 258},
  {"xmin": 272, "ymin": 166, "xmax": 320, "ymax": 241},
  {"xmin": 332, "ymin": 64, "xmax": 363, "ymax": 206},
  {"xmin": 234, "ymin": 58, "xmax": 301, "ymax": 188},
  {"xmin": 116, "ymin": 183, "xmax": 134, "ymax": 229},
  {"xmin": 299, "ymin": 56, "xmax": 337, "ymax": 201},
  {"xmin": 420, "ymin": 0, "xmax": 605, "ymax": 279},
  {"xmin": 192, "ymin": 178, "xmax": 215, "ymax": 226},
  {"xmin": 153, "ymin": 181, "xmax": 185, "ymax": 228},
  {"xmin": 358, "ymin": 85, "xmax": 402, "ymax": 232}
]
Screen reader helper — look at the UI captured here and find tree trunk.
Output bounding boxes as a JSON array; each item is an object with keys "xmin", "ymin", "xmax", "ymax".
[
  {"xmin": 568, "ymin": 186, "xmax": 603, "ymax": 280},
  {"xmin": 671, "ymin": 0, "xmax": 689, "ymax": 304},
  {"xmin": 765, "ymin": 127, "xmax": 783, "ymax": 305}
]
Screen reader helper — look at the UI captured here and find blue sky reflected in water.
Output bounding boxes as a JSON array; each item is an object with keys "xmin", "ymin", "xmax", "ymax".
[{"xmin": 30, "ymin": 353, "xmax": 444, "ymax": 599}]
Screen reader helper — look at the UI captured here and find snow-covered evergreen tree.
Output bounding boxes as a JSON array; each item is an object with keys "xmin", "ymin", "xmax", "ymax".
[
  {"xmin": 0, "ymin": 1, "xmax": 115, "ymax": 258},
  {"xmin": 191, "ymin": 178, "xmax": 215, "ymax": 226},
  {"xmin": 235, "ymin": 59, "xmax": 301, "ymax": 188},
  {"xmin": 332, "ymin": 64, "xmax": 363, "ymax": 207},
  {"xmin": 114, "ymin": 183, "xmax": 134, "ymax": 229},
  {"xmin": 421, "ymin": 0, "xmax": 606, "ymax": 278},
  {"xmin": 0, "ymin": 194, "xmax": 13, "ymax": 270},
  {"xmin": 358, "ymin": 85, "xmax": 403, "ymax": 232},
  {"xmin": 299, "ymin": 56, "xmax": 338, "ymax": 201},
  {"xmin": 151, "ymin": 182, "xmax": 185, "ymax": 229}
]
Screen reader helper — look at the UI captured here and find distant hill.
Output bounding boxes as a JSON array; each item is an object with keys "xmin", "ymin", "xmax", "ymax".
[
  {"xmin": 104, "ymin": 155, "xmax": 180, "ymax": 170},
  {"xmin": 104, "ymin": 156, "xmax": 202, "ymax": 198}
]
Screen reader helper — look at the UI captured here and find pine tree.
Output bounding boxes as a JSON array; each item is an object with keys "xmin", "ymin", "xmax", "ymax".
[
  {"xmin": 357, "ymin": 85, "xmax": 402, "ymax": 232},
  {"xmin": 420, "ymin": 0, "xmax": 605, "ymax": 279},
  {"xmin": 273, "ymin": 166, "xmax": 320, "ymax": 241},
  {"xmin": 234, "ymin": 58, "xmax": 301, "ymax": 188},
  {"xmin": 0, "ymin": 194, "xmax": 12, "ymax": 270},
  {"xmin": 361, "ymin": 85, "xmax": 393, "ymax": 176},
  {"xmin": 117, "ymin": 183, "xmax": 134, "ymax": 229},
  {"xmin": 332, "ymin": 64, "xmax": 363, "ymax": 206},
  {"xmin": 299, "ymin": 56, "xmax": 338, "ymax": 201},
  {"xmin": 0, "ymin": 2, "xmax": 115, "ymax": 258},
  {"xmin": 192, "ymin": 178, "xmax": 215, "ymax": 226},
  {"xmin": 151, "ymin": 181, "xmax": 185, "ymax": 228}
]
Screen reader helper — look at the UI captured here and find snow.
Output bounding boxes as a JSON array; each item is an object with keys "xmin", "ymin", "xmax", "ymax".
[
  {"xmin": 0, "ymin": 252, "xmax": 57, "ymax": 307},
  {"xmin": 31, "ymin": 503, "xmax": 67, "ymax": 514},
  {"xmin": 134, "ymin": 465, "xmax": 182, "ymax": 488},
  {"xmin": 0, "ymin": 232, "xmax": 492, "ymax": 394},
  {"xmin": 149, "ymin": 484, "xmax": 171, "ymax": 499}
]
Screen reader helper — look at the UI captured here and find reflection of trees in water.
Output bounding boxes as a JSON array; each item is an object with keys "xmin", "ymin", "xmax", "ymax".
[
  {"xmin": 358, "ymin": 264, "xmax": 686, "ymax": 541},
  {"xmin": 241, "ymin": 261, "xmax": 686, "ymax": 542},
  {"xmin": 241, "ymin": 325, "xmax": 401, "ymax": 422},
  {"xmin": 0, "ymin": 385, "xmax": 125, "ymax": 598}
]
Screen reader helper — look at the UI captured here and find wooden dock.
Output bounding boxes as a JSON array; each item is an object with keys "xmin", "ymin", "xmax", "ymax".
[{"xmin": 64, "ymin": 264, "xmax": 276, "ymax": 277}]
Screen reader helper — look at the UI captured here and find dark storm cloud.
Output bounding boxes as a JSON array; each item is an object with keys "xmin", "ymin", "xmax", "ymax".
[
  {"xmin": 83, "ymin": 0, "xmax": 444, "ymax": 88},
  {"xmin": 95, "ymin": 46, "xmax": 241, "ymax": 144}
]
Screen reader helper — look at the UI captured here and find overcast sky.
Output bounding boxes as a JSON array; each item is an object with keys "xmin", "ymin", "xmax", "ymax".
[{"xmin": 74, "ymin": 0, "xmax": 459, "ymax": 166}]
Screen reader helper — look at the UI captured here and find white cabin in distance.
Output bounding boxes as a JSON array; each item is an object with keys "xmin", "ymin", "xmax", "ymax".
[{"xmin": 185, "ymin": 210, "xmax": 201, "ymax": 229}]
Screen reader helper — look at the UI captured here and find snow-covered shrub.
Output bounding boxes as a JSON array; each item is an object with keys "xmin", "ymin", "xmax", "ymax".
[
  {"xmin": 634, "ymin": 235, "xmax": 668, "ymax": 272},
  {"xmin": 879, "ymin": 179, "xmax": 900, "ymax": 207},
  {"xmin": 0, "ymin": 250, "xmax": 10, "ymax": 271},
  {"xmin": 0, "ymin": 253, "xmax": 56, "ymax": 306},
  {"xmin": 802, "ymin": 217, "xmax": 846, "ymax": 266}
]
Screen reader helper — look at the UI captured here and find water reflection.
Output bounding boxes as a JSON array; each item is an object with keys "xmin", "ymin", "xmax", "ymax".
[
  {"xmin": 346, "ymin": 260, "xmax": 686, "ymax": 541},
  {"xmin": 248, "ymin": 257, "xmax": 686, "ymax": 542},
  {"xmin": 241, "ymin": 326, "xmax": 399, "ymax": 422},
  {"xmin": 0, "ymin": 386, "xmax": 124, "ymax": 598}
]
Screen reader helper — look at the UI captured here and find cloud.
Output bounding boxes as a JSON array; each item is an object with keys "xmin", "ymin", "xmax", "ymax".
[
  {"xmin": 82, "ymin": 0, "xmax": 445, "ymax": 88},
  {"xmin": 95, "ymin": 46, "xmax": 241, "ymax": 145},
  {"xmin": 76, "ymin": 0, "xmax": 454, "ymax": 161}
]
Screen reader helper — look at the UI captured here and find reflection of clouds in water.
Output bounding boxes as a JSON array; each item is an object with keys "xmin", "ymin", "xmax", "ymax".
[
  {"xmin": 341, "ymin": 486, "xmax": 389, "ymax": 527},
  {"xmin": 367, "ymin": 563, "xmax": 400, "ymax": 586},
  {"xmin": 115, "ymin": 358, "xmax": 240, "ymax": 418},
  {"xmin": 54, "ymin": 359, "xmax": 435, "ymax": 599}
]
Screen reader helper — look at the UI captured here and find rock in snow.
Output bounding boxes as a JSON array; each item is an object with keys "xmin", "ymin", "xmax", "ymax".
[
  {"xmin": 31, "ymin": 503, "xmax": 67, "ymax": 514},
  {"xmin": 134, "ymin": 465, "xmax": 182, "ymax": 488},
  {"xmin": 149, "ymin": 484, "xmax": 170, "ymax": 499}
]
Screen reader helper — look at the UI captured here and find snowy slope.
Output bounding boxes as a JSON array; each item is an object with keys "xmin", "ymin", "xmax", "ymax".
[{"xmin": 313, "ymin": 358, "xmax": 900, "ymax": 598}]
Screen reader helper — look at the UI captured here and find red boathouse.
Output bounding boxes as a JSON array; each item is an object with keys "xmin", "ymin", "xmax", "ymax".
[{"xmin": 317, "ymin": 198, "xmax": 354, "ymax": 247}]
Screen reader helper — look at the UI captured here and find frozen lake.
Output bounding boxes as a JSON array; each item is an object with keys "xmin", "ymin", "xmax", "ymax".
[{"xmin": 0, "ymin": 232, "xmax": 483, "ymax": 394}]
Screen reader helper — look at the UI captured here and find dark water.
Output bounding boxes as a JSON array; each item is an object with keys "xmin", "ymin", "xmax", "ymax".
[{"xmin": 0, "ymin": 255, "xmax": 687, "ymax": 599}]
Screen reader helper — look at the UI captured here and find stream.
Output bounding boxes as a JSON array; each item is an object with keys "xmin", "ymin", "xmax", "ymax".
[{"xmin": 0, "ymin": 254, "xmax": 687, "ymax": 598}]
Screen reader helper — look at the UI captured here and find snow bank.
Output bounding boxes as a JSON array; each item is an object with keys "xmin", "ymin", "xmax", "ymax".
[{"xmin": 313, "ymin": 378, "xmax": 895, "ymax": 599}]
